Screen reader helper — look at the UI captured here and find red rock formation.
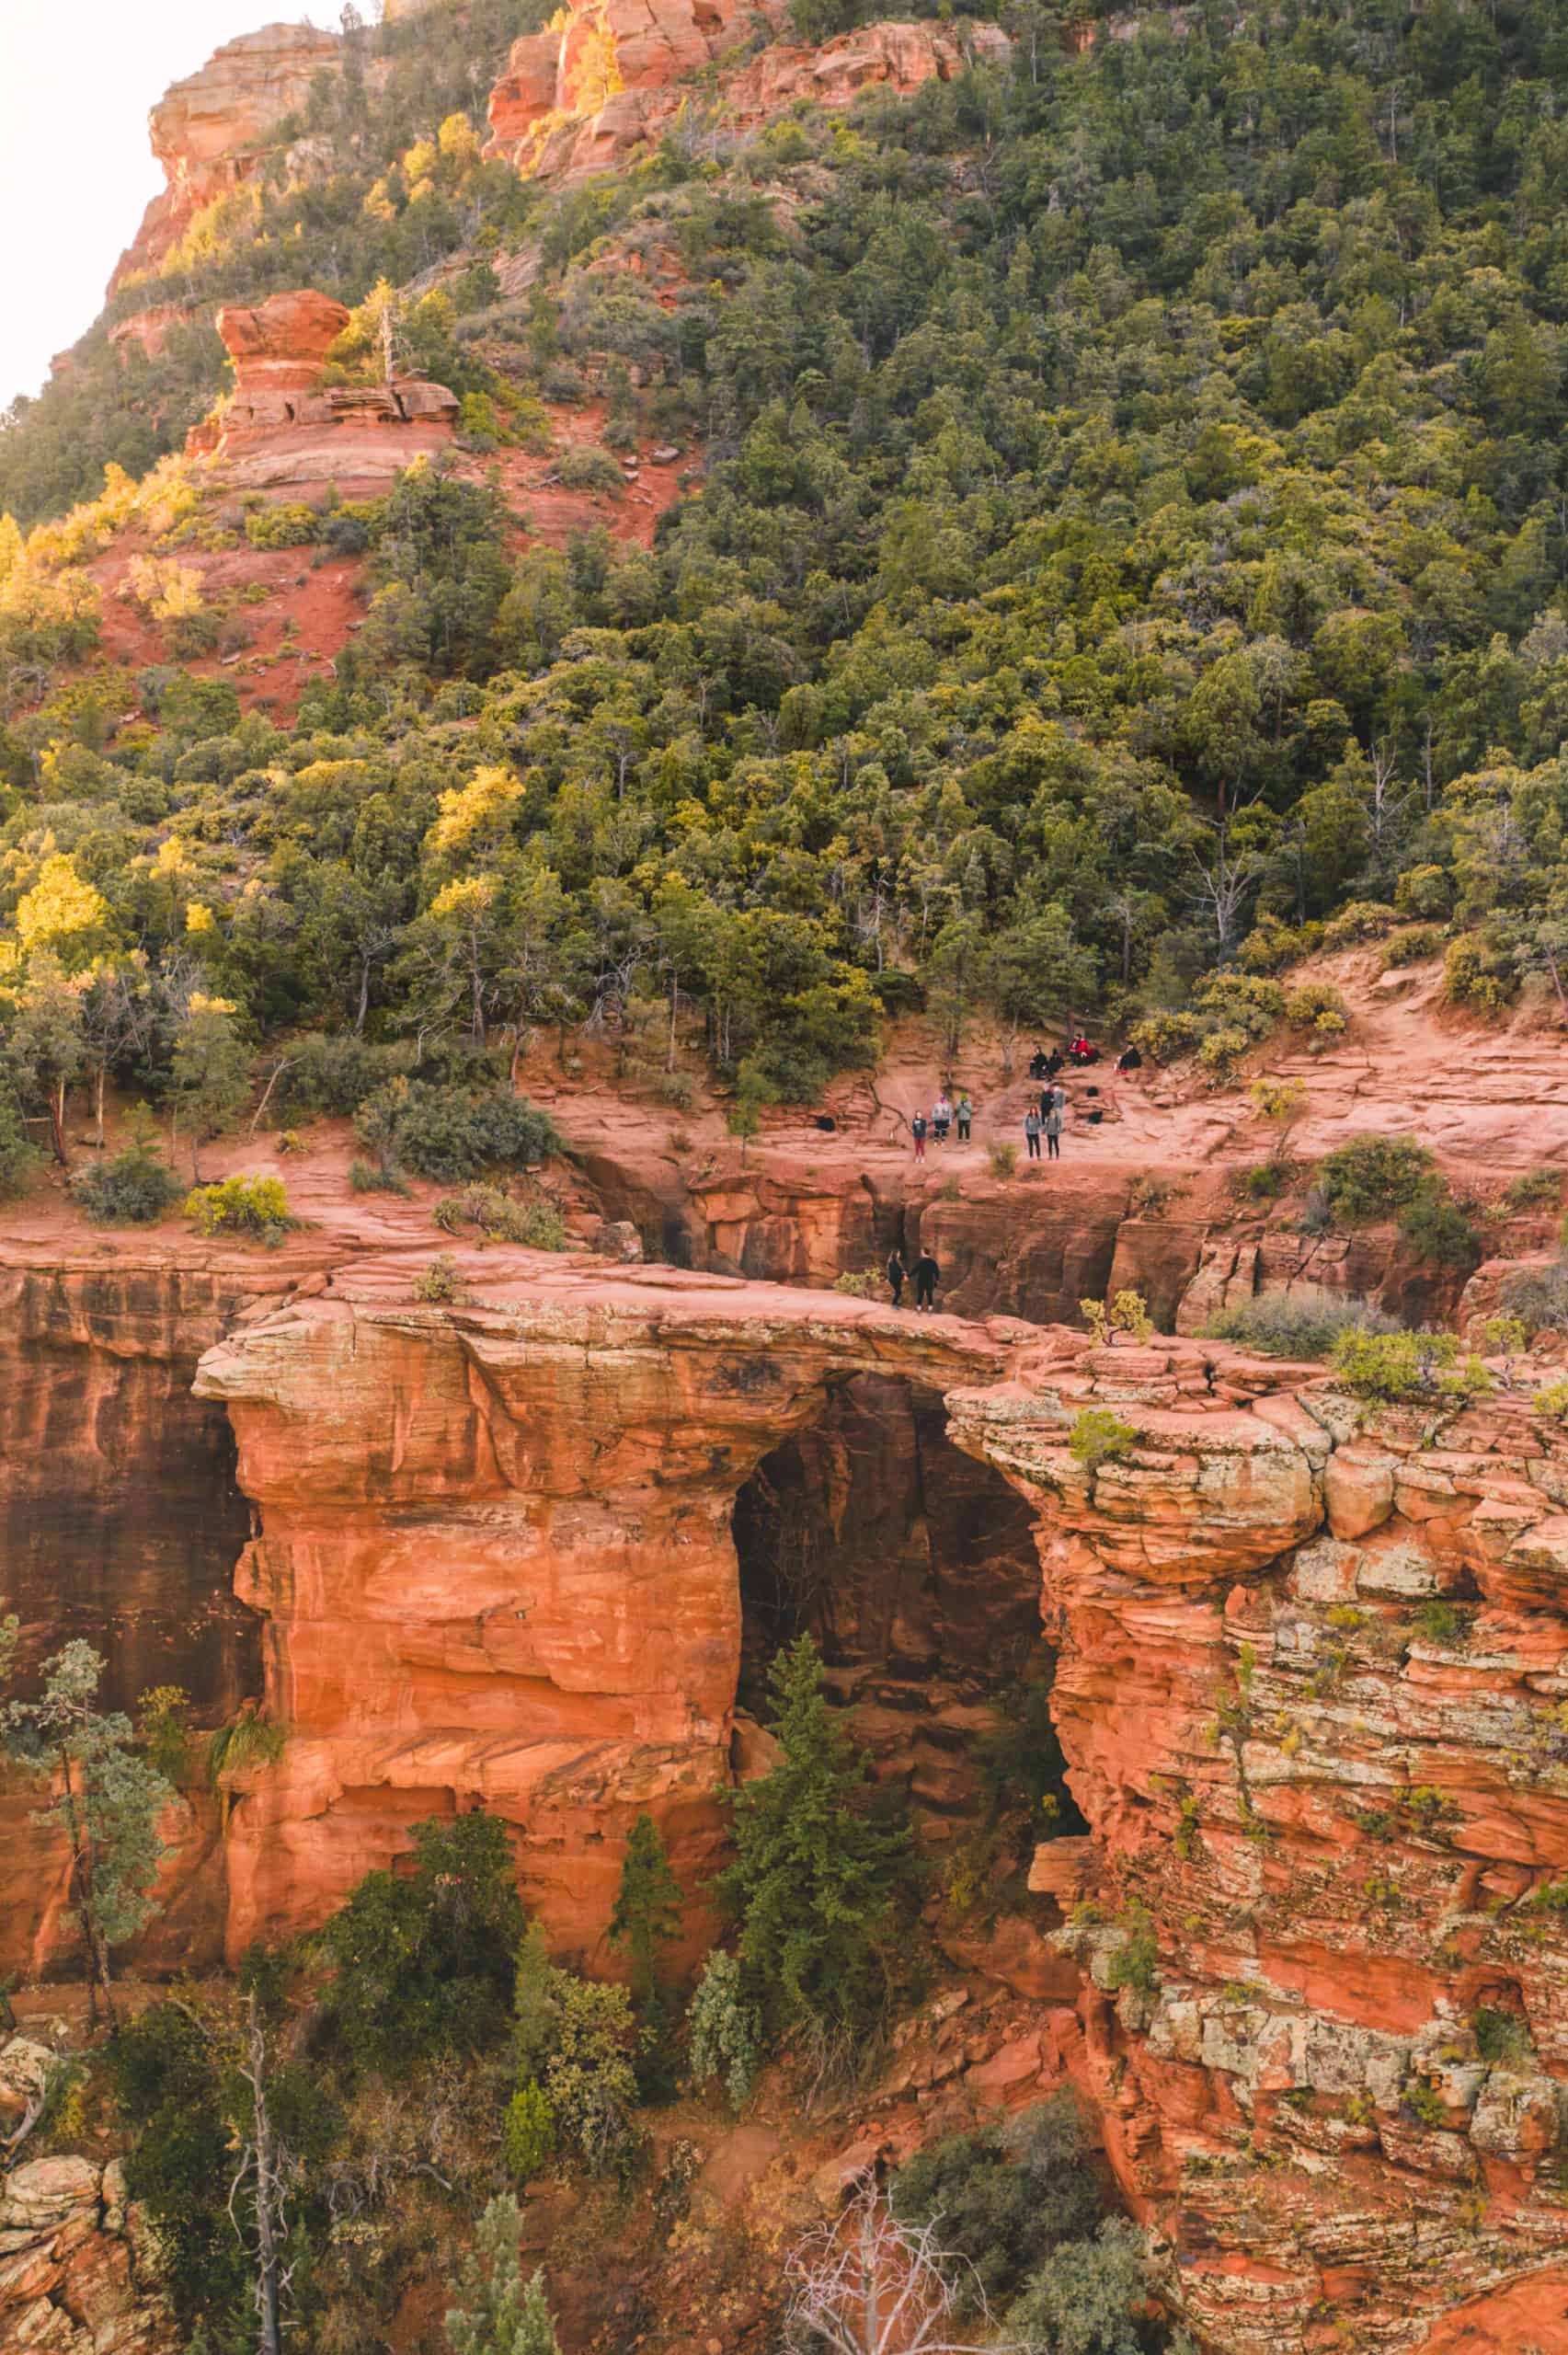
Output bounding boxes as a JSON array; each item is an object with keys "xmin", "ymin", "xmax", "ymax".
[
  {"xmin": 192, "ymin": 1272, "xmax": 1004, "ymax": 1965},
  {"xmin": 0, "ymin": 2138, "xmax": 173, "ymax": 2352},
  {"xmin": 0, "ymin": 1257, "xmax": 270, "ymax": 1981},
  {"xmin": 217, "ymin": 288, "xmax": 351, "ymax": 393},
  {"xmin": 185, "ymin": 287, "xmax": 459, "ymax": 488},
  {"xmin": 486, "ymin": 0, "xmax": 1009, "ymax": 182},
  {"xmin": 189, "ymin": 1278, "xmax": 1568, "ymax": 2352},
  {"xmin": 946, "ymin": 1338, "xmax": 1568, "ymax": 2354},
  {"xmin": 110, "ymin": 25, "xmax": 347, "ymax": 294}
]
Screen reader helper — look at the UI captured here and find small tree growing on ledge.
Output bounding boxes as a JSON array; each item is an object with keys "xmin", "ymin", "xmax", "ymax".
[
  {"xmin": 1080, "ymin": 1290, "xmax": 1153, "ymax": 1346},
  {"xmin": 1, "ymin": 1638, "xmax": 174, "ymax": 2030}
]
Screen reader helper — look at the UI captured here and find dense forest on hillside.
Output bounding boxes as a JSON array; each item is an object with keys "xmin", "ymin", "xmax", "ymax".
[{"xmin": 2, "ymin": 0, "xmax": 1567, "ymax": 1174}]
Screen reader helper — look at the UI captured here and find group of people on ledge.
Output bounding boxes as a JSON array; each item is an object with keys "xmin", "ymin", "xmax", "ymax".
[{"xmin": 909, "ymin": 1038, "xmax": 1142, "ymax": 1164}]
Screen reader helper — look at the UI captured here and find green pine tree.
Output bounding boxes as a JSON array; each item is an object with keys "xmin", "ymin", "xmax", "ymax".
[
  {"xmin": 1, "ymin": 1639, "xmax": 174, "ymax": 2029},
  {"xmin": 444, "ymin": 2195, "xmax": 559, "ymax": 2355},
  {"xmin": 609, "ymin": 1809, "xmax": 683, "ymax": 2099},
  {"xmin": 608, "ymin": 1811, "xmax": 681, "ymax": 2003},
  {"xmin": 719, "ymin": 1634, "xmax": 914, "ymax": 2043}
]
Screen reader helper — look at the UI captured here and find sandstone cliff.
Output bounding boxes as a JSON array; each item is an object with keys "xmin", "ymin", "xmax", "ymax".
[
  {"xmin": 110, "ymin": 25, "xmax": 347, "ymax": 294},
  {"xmin": 176, "ymin": 1261, "xmax": 1568, "ymax": 2354},
  {"xmin": 486, "ymin": 0, "xmax": 1011, "ymax": 181}
]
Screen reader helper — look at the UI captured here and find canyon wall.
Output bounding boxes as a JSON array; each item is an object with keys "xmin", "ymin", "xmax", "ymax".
[
  {"xmin": 947, "ymin": 1337, "xmax": 1568, "ymax": 2355},
  {"xmin": 4, "ymin": 1169, "xmax": 1564, "ymax": 2353},
  {"xmin": 191, "ymin": 1269, "xmax": 1004, "ymax": 1963},
  {"xmin": 186, "ymin": 1269, "xmax": 1568, "ymax": 2355},
  {"xmin": 0, "ymin": 1253, "xmax": 280, "ymax": 1982}
]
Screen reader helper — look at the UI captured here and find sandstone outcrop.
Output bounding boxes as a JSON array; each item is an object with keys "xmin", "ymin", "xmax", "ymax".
[
  {"xmin": 110, "ymin": 25, "xmax": 346, "ymax": 294},
  {"xmin": 192, "ymin": 1269, "xmax": 1009, "ymax": 1963},
  {"xmin": 186, "ymin": 287, "xmax": 458, "ymax": 488},
  {"xmin": 187, "ymin": 1276, "xmax": 1568, "ymax": 2353},
  {"xmin": 0, "ymin": 2124, "xmax": 173, "ymax": 2352},
  {"xmin": 486, "ymin": 0, "xmax": 1009, "ymax": 182},
  {"xmin": 946, "ymin": 1338, "xmax": 1568, "ymax": 2355}
]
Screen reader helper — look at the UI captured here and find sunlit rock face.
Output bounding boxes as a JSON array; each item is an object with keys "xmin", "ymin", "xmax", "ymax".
[
  {"xmin": 485, "ymin": 0, "xmax": 1010, "ymax": 183},
  {"xmin": 110, "ymin": 25, "xmax": 348, "ymax": 294}
]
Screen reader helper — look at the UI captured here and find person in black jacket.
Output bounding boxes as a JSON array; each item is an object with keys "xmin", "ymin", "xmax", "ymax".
[
  {"xmin": 887, "ymin": 1248, "xmax": 907, "ymax": 1306},
  {"xmin": 913, "ymin": 1249, "xmax": 941, "ymax": 1312}
]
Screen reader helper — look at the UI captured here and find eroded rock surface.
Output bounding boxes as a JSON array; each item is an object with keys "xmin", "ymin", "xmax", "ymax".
[
  {"xmin": 193, "ymin": 1271, "xmax": 1004, "ymax": 1962},
  {"xmin": 485, "ymin": 0, "xmax": 1009, "ymax": 182},
  {"xmin": 185, "ymin": 287, "xmax": 458, "ymax": 485},
  {"xmin": 111, "ymin": 25, "xmax": 347, "ymax": 293},
  {"xmin": 0, "ymin": 2117, "xmax": 173, "ymax": 2352}
]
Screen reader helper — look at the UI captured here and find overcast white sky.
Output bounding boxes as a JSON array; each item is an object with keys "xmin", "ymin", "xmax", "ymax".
[{"xmin": 0, "ymin": 4, "xmax": 323, "ymax": 412}]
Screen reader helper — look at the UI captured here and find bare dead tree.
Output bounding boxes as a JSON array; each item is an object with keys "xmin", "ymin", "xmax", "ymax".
[{"xmin": 783, "ymin": 2177, "xmax": 1019, "ymax": 2355}]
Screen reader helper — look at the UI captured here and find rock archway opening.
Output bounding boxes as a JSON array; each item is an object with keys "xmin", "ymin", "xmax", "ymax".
[{"xmin": 731, "ymin": 1373, "xmax": 1086, "ymax": 1848}]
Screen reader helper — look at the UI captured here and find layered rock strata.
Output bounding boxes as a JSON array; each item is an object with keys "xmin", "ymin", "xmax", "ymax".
[
  {"xmin": 193, "ymin": 1270, "xmax": 1005, "ymax": 1962},
  {"xmin": 192, "ymin": 1275, "xmax": 1568, "ymax": 2353},
  {"xmin": 486, "ymin": 0, "xmax": 1010, "ymax": 181},
  {"xmin": 0, "ymin": 2035, "xmax": 173, "ymax": 2352},
  {"xmin": 947, "ymin": 1338, "xmax": 1568, "ymax": 2355},
  {"xmin": 185, "ymin": 288, "xmax": 458, "ymax": 483},
  {"xmin": 110, "ymin": 25, "xmax": 347, "ymax": 293}
]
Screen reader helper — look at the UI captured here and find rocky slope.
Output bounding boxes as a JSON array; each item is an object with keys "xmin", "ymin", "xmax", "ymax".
[
  {"xmin": 110, "ymin": 24, "xmax": 349, "ymax": 294},
  {"xmin": 486, "ymin": 0, "xmax": 1011, "ymax": 182}
]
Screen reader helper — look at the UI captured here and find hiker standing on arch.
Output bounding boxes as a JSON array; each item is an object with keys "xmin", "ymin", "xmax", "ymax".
[{"xmin": 913, "ymin": 1247, "xmax": 941, "ymax": 1313}]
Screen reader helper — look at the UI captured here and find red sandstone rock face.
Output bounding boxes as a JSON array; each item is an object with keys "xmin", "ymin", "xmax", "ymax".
[
  {"xmin": 189, "ymin": 1281, "xmax": 1568, "ymax": 2352},
  {"xmin": 192, "ymin": 1274, "xmax": 1002, "ymax": 1965},
  {"xmin": 946, "ymin": 1341, "xmax": 1568, "ymax": 2354},
  {"xmin": 0, "ymin": 2141, "xmax": 173, "ymax": 2352},
  {"xmin": 485, "ymin": 0, "xmax": 1009, "ymax": 182},
  {"xmin": 110, "ymin": 25, "xmax": 347, "ymax": 293},
  {"xmin": 216, "ymin": 288, "xmax": 351, "ymax": 393},
  {"xmin": 0, "ymin": 1258, "xmax": 269, "ymax": 1980}
]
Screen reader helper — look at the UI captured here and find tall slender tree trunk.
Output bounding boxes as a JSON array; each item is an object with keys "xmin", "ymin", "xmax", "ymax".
[
  {"xmin": 57, "ymin": 1755, "xmax": 116, "ymax": 2031},
  {"xmin": 48, "ymin": 1079, "xmax": 69, "ymax": 1167},
  {"xmin": 248, "ymin": 1993, "xmax": 282, "ymax": 2355}
]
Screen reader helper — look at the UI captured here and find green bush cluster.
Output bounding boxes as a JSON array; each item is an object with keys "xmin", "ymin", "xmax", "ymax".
[
  {"xmin": 244, "ymin": 502, "xmax": 324, "ymax": 550},
  {"xmin": 432, "ymin": 1182, "xmax": 568, "ymax": 1247},
  {"xmin": 1316, "ymin": 1135, "xmax": 1435, "ymax": 1223},
  {"xmin": 184, "ymin": 1173, "xmax": 294, "ymax": 1241},
  {"xmin": 358, "ymin": 1083, "xmax": 559, "ymax": 1185},
  {"xmin": 320, "ymin": 1811, "xmax": 525, "ymax": 2074},
  {"xmin": 892, "ymin": 2101, "xmax": 1185, "ymax": 2350},
  {"xmin": 70, "ymin": 1133, "xmax": 181, "ymax": 1224},
  {"xmin": 1331, "ymin": 1327, "xmax": 1492, "ymax": 1405},
  {"xmin": 1207, "ymin": 1292, "xmax": 1399, "ymax": 1362}
]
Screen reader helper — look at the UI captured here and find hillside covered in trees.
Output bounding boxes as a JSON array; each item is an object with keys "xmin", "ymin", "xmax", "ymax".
[{"xmin": 0, "ymin": 0, "xmax": 1565, "ymax": 1166}]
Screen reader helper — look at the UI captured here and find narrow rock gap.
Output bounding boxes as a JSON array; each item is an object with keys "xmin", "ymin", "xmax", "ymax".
[{"xmin": 730, "ymin": 1373, "xmax": 1084, "ymax": 1847}]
